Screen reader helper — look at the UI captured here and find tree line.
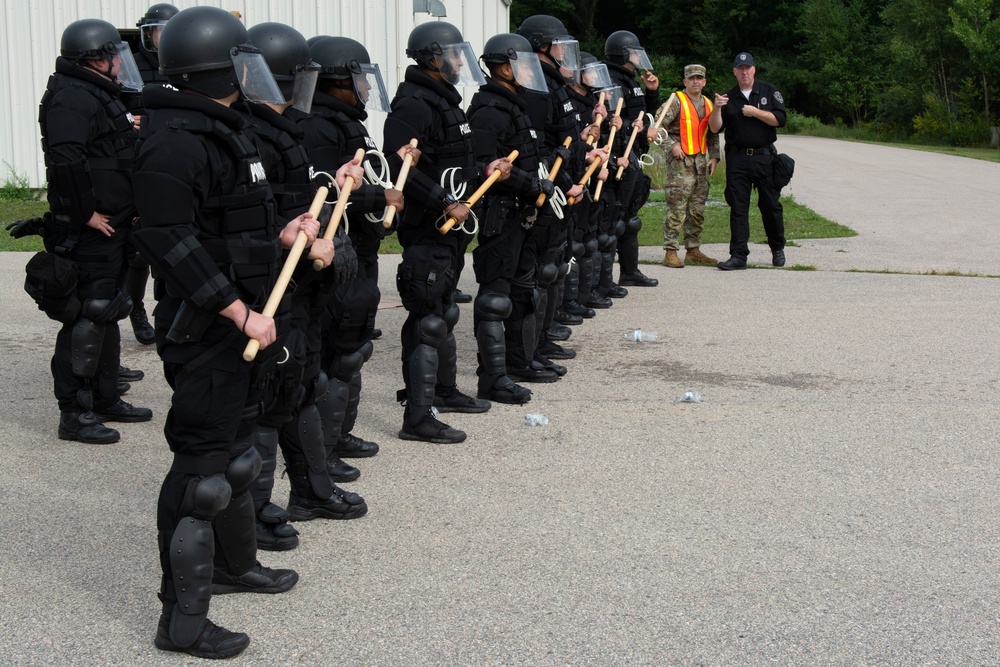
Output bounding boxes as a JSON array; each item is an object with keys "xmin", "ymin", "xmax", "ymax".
[{"xmin": 510, "ymin": 0, "xmax": 1000, "ymax": 146}]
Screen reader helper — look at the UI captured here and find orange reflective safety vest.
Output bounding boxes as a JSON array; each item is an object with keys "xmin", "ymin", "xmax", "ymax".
[{"xmin": 676, "ymin": 91, "xmax": 714, "ymax": 155}]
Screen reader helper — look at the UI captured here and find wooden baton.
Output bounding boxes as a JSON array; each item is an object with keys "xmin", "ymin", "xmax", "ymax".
[
  {"xmin": 312, "ymin": 147, "xmax": 366, "ymax": 271},
  {"xmin": 381, "ymin": 138, "xmax": 418, "ymax": 229},
  {"xmin": 615, "ymin": 123, "xmax": 642, "ymax": 181},
  {"xmin": 438, "ymin": 149, "xmax": 519, "ymax": 234},
  {"xmin": 569, "ymin": 96, "xmax": 624, "ymax": 204},
  {"xmin": 243, "ymin": 183, "xmax": 330, "ymax": 362},
  {"xmin": 535, "ymin": 136, "xmax": 573, "ymax": 208}
]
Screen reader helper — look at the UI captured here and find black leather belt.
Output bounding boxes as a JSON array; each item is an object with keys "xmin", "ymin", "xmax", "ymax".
[{"xmin": 739, "ymin": 147, "xmax": 768, "ymax": 156}]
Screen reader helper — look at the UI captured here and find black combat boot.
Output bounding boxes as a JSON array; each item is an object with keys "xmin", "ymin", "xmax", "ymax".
[
  {"xmin": 58, "ymin": 410, "xmax": 119, "ymax": 444},
  {"xmin": 154, "ymin": 607, "xmax": 250, "ymax": 659}
]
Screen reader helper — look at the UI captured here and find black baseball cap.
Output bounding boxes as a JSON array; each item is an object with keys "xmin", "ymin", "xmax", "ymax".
[{"xmin": 733, "ymin": 52, "xmax": 754, "ymax": 67}]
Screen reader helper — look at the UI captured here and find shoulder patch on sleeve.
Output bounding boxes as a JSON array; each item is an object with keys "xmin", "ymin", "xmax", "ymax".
[{"xmin": 774, "ymin": 91, "xmax": 783, "ymax": 104}]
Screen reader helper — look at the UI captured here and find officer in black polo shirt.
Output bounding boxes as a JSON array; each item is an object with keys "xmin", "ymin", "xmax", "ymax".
[{"xmin": 709, "ymin": 52, "xmax": 787, "ymax": 270}]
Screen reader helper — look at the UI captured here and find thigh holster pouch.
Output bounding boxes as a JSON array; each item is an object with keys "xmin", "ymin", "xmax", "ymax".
[
  {"xmin": 396, "ymin": 244, "xmax": 453, "ymax": 314},
  {"xmin": 24, "ymin": 251, "xmax": 81, "ymax": 323}
]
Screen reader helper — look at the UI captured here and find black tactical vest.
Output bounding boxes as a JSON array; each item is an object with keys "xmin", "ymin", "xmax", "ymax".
[
  {"xmin": 39, "ymin": 72, "xmax": 137, "ymax": 190},
  {"xmin": 148, "ymin": 109, "xmax": 280, "ymax": 303},
  {"xmin": 247, "ymin": 115, "xmax": 314, "ymax": 218},
  {"xmin": 395, "ymin": 81, "xmax": 476, "ymax": 184},
  {"xmin": 467, "ymin": 89, "xmax": 540, "ymax": 175}
]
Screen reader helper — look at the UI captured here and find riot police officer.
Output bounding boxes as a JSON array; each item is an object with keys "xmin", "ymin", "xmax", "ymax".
[
  {"xmin": 603, "ymin": 30, "xmax": 660, "ymax": 289},
  {"xmin": 131, "ymin": 7, "xmax": 321, "ymax": 658},
  {"xmin": 39, "ymin": 18, "xmax": 151, "ymax": 444},
  {"xmin": 122, "ymin": 3, "xmax": 178, "ymax": 345},
  {"xmin": 467, "ymin": 33, "xmax": 551, "ymax": 404},
  {"xmin": 297, "ymin": 35, "xmax": 400, "ymax": 470},
  {"xmin": 383, "ymin": 21, "xmax": 509, "ymax": 443}
]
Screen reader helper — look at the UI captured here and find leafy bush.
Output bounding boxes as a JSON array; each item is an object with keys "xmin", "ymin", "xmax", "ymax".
[
  {"xmin": 783, "ymin": 110, "xmax": 825, "ymax": 135},
  {"xmin": 0, "ymin": 163, "xmax": 35, "ymax": 203}
]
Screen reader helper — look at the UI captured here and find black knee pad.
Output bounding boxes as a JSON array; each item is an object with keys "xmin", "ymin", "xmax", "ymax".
[
  {"xmin": 442, "ymin": 301, "xmax": 460, "ymax": 331},
  {"xmin": 225, "ymin": 447, "xmax": 263, "ymax": 495},
  {"xmin": 359, "ymin": 340, "xmax": 374, "ymax": 363},
  {"xmin": 474, "ymin": 292, "xmax": 512, "ymax": 321},
  {"xmin": 625, "ymin": 214, "xmax": 642, "ymax": 235},
  {"xmin": 537, "ymin": 263, "xmax": 559, "ymax": 286},
  {"xmin": 180, "ymin": 473, "xmax": 232, "ymax": 520},
  {"xmin": 330, "ymin": 349, "xmax": 366, "ymax": 380},
  {"xmin": 572, "ymin": 241, "xmax": 586, "ymax": 258},
  {"xmin": 70, "ymin": 317, "xmax": 105, "ymax": 378},
  {"xmin": 556, "ymin": 260, "xmax": 569, "ymax": 281},
  {"xmin": 614, "ymin": 218, "xmax": 627, "ymax": 237},
  {"xmin": 416, "ymin": 314, "xmax": 447, "ymax": 347}
]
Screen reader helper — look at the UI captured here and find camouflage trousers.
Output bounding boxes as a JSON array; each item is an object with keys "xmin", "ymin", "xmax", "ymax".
[{"xmin": 662, "ymin": 153, "xmax": 711, "ymax": 251}]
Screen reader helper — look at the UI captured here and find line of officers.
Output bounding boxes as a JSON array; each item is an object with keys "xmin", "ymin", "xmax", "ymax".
[{"xmin": 32, "ymin": 4, "xmax": 662, "ymax": 659}]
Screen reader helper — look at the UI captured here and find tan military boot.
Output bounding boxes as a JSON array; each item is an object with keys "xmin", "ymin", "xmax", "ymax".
[
  {"xmin": 685, "ymin": 247, "xmax": 717, "ymax": 265},
  {"xmin": 661, "ymin": 250, "xmax": 684, "ymax": 268}
]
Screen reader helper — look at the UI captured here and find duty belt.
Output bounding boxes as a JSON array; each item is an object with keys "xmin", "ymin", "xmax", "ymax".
[{"xmin": 737, "ymin": 147, "xmax": 769, "ymax": 156}]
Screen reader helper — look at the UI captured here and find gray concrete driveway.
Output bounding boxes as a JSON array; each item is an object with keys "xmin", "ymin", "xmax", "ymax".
[{"xmin": 1, "ymin": 136, "xmax": 998, "ymax": 665}]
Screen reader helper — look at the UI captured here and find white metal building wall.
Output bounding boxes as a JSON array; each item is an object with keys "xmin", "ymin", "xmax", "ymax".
[{"xmin": 1, "ymin": 0, "xmax": 511, "ymax": 188}]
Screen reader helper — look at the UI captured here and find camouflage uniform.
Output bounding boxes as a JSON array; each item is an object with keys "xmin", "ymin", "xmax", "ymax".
[{"xmin": 657, "ymin": 88, "xmax": 720, "ymax": 252}]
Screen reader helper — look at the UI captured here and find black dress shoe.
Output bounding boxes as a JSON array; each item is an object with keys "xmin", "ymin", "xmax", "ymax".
[
  {"xmin": 118, "ymin": 365, "xmax": 144, "ymax": 382},
  {"xmin": 618, "ymin": 270, "xmax": 659, "ymax": 287},
  {"xmin": 370, "ymin": 328, "xmax": 383, "ymax": 340},
  {"xmin": 58, "ymin": 411, "xmax": 120, "ymax": 444},
  {"xmin": 332, "ymin": 432, "xmax": 380, "ymax": 457},
  {"xmin": 117, "ymin": 381, "xmax": 131, "ymax": 395},
  {"xmin": 608, "ymin": 285, "xmax": 629, "ymax": 298},
  {"xmin": 452, "ymin": 288, "xmax": 472, "ymax": 304},
  {"xmin": 92, "ymin": 399, "xmax": 153, "ymax": 423},
  {"xmin": 717, "ymin": 256, "xmax": 747, "ymax": 271},
  {"xmin": 212, "ymin": 561, "xmax": 299, "ymax": 595},
  {"xmin": 772, "ymin": 249, "xmax": 786, "ymax": 267},
  {"xmin": 554, "ymin": 308, "xmax": 583, "ymax": 325}
]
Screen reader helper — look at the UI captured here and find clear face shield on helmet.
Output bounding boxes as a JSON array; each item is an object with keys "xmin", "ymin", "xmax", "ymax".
[
  {"xmin": 231, "ymin": 47, "xmax": 285, "ymax": 104},
  {"xmin": 550, "ymin": 38, "xmax": 581, "ymax": 84},
  {"xmin": 432, "ymin": 41, "xmax": 486, "ymax": 87},
  {"xmin": 627, "ymin": 47, "xmax": 654, "ymax": 70},
  {"xmin": 289, "ymin": 66, "xmax": 319, "ymax": 113},
  {"xmin": 581, "ymin": 62, "xmax": 612, "ymax": 91},
  {"xmin": 350, "ymin": 62, "xmax": 391, "ymax": 113},
  {"xmin": 595, "ymin": 85, "xmax": 623, "ymax": 115},
  {"xmin": 111, "ymin": 42, "xmax": 144, "ymax": 92},
  {"xmin": 139, "ymin": 21, "xmax": 168, "ymax": 52},
  {"xmin": 510, "ymin": 51, "xmax": 548, "ymax": 92}
]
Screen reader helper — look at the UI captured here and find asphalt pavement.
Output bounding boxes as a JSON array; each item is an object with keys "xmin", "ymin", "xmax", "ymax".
[{"xmin": 1, "ymin": 135, "xmax": 998, "ymax": 665}]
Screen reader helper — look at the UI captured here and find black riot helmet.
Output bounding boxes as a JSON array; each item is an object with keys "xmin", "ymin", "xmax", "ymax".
[
  {"xmin": 405, "ymin": 21, "xmax": 484, "ymax": 87},
  {"xmin": 247, "ymin": 22, "xmax": 319, "ymax": 111},
  {"xmin": 481, "ymin": 33, "xmax": 547, "ymax": 92},
  {"xmin": 307, "ymin": 35, "xmax": 331, "ymax": 48},
  {"xmin": 138, "ymin": 3, "xmax": 179, "ymax": 26},
  {"xmin": 136, "ymin": 3, "xmax": 178, "ymax": 52},
  {"xmin": 311, "ymin": 36, "xmax": 390, "ymax": 112},
  {"xmin": 158, "ymin": 6, "xmax": 283, "ymax": 103},
  {"xmin": 604, "ymin": 30, "xmax": 653, "ymax": 69},
  {"xmin": 60, "ymin": 19, "xmax": 144, "ymax": 90},
  {"xmin": 60, "ymin": 19, "xmax": 122, "ymax": 62},
  {"xmin": 516, "ymin": 15, "xmax": 570, "ymax": 50}
]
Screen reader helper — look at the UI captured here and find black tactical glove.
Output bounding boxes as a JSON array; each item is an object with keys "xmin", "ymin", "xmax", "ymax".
[
  {"xmin": 316, "ymin": 203, "xmax": 334, "ymax": 236},
  {"xmin": 6, "ymin": 217, "xmax": 46, "ymax": 239},
  {"xmin": 554, "ymin": 146, "xmax": 573, "ymax": 164},
  {"xmin": 332, "ymin": 229, "xmax": 358, "ymax": 285},
  {"xmin": 532, "ymin": 178, "xmax": 555, "ymax": 198}
]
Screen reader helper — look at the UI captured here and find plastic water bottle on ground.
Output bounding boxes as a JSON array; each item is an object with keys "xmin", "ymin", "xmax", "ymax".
[
  {"xmin": 523, "ymin": 413, "xmax": 549, "ymax": 426},
  {"xmin": 675, "ymin": 391, "xmax": 702, "ymax": 404},
  {"xmin": 625, "ymin": 329, "xmax": 659, "ymax": 342}
]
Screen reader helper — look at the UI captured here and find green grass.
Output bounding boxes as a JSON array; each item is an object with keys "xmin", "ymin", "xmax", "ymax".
[{"xmin": 2, "ymin": 150, "xmax": 855, "ymax": 254}]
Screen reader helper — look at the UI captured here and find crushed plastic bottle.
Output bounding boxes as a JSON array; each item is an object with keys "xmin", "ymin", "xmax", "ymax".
[
  {"xmin": 625, "ymin": 329, "xmax": 659, "ymax": 342},
  {"xmin": 523, "ymin": 413, "xmax": 549, "ymax": 426},
  {"xmin": 675, "ymin": 391, "xmax": 702, "ymax": 404}
]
